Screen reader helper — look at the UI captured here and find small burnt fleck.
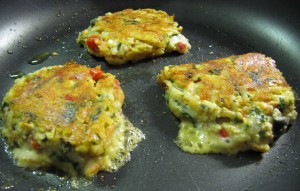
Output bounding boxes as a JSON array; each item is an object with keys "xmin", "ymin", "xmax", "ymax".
[
  {"xmin": 208, "ymin": 68, "xmax": 221, "ymax": 75},
  {"xmin": 185, "ymin": 71, "xmax": 193, "ymax": 78}
]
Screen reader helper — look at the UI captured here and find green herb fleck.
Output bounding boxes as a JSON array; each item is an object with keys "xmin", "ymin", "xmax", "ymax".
[
  {"xmin": 200, "ymin": 104, "xmax": 208, "ymax": 110},
  {"xmin": 259, "ymin": 114, "xmax": 268, "ymax": 123},
  {"xmin": 251, "ymin": 108, "xmax": 261, "ymax": 115},
  {"xmin": 234, "ymin": 117, "xmax": 243, "ymax": 123},
  {"xmin": 91, "ymin": 108, "xmax": 102, "ymax": 121},
  {"xmin": 124, "ymin": 18, "xmax": 140, "ymax": 25},
  {"xmin": 259, "ymin": 130, "xmax": 267, "ymax": 139},
  {"xmin": 63, "ymin": 102, "xmax": 77, "ymax": 123},
  {"xmin": 117, "ymin": 43, "xmax": 122, "ymax": 50},
  {"xmin": 248, "ymin": 71, "xmax": 259, "ymax": 82},
  {"xmin": 42, "ymin": 136, "xmax": 48, "ymax": 142},
  {"xmin": 208, "ymin": 68, "xmax": 221, "ymax": 75},
  {"xmin": 1, "ymin": 102, "xmax": 9, "ymax": 111},
  {"xmin": 182, "ymin": 109, "xmax": 194, "ymax": 121},
  {"xmin": 278, "ymin": 97, "xmax": 286, "ymax": 112},
  {"xmin": 90, "ymin": 18, "xmax": 98, "ymax": 27}
]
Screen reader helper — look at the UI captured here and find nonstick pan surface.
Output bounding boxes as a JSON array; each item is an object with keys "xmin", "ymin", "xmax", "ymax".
[{"xmin": 0, "ymin": 1, "xmax": 300, "ymax": 191}]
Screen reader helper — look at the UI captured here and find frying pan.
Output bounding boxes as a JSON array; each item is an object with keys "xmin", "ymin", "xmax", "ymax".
[{"xmin": 0, "ymin": 0, "xmax": 299, "ymax": 190}]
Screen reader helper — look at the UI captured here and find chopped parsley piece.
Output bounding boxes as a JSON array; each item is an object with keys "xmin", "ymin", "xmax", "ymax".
[{"xmin": 208, "ymin": 68, "xmax": 221, "ymax": 75}]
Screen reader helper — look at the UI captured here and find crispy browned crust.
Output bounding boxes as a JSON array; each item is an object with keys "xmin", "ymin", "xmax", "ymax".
[
  {"xmin": 94, "ymin": 8, "xmax": 180, "ymax": 48},
  {"xmin": 157, "ymin": 53, "xmax": 290, "ymax": 115},
  {"xmin": 3, "ymin": 61, "xmax": 124, "ymax": 146},
  {"xmin": 77, "ymin": 8, "xmax": 191, "ymax": 65}
]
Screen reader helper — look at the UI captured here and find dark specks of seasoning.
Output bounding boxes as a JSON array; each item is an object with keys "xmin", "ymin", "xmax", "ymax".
[
  {"xmin": 219, "ymin": 97, "xmax": 225, "ymax": 103},
  {"xmin": 23, "ymin": 112, "xmax": 37, "ymax": 122},
  {"xmin": 208, "ymin": 68, "xmax": 221, "ymax": 75},
  {"xmin": 195, "ymin": 78, "xmax": 201, "ymax": 83},
  {"xmin": 28, "ymin": 52, "xmax": 51, "ymax": 65},
  {"xmin": 124, "ymin": 18, "xmax": 140, "ymax": 25},
  {"xmin": 248, "ymin": 71, "xmax": 259, "ymax": 82},
  {"xmin": 185, "ymin": 71, "xmax": 193, "ymax": 78},
  {"xmin": 91, "ymin": 108, "xmax": 102, "ymax": 121}
]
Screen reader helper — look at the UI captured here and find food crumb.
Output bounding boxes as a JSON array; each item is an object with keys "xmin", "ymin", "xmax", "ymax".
[
  {"xmin": 70, "ymin": 179, "xmax": 79, "ymax": 189},
  {"xmin": 7, "ymin": 50, "xmax": 13, "ymax": 54},
  {"xmin": 99, "ymin": 175, "xmax": 105, "ymax": 182},
  {"xmin": 52, "ymin": 52, "xmax": 59, "ymax": 56}
]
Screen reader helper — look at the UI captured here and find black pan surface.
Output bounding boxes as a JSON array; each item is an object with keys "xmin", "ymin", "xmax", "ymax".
[{"xmin": 0, "ymin": 1, "xmax": 300, "ymax": 190}]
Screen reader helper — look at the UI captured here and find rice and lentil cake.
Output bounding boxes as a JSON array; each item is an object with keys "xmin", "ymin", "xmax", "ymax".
[
  {"xmin": 157, "ymin": 53, "xmax": 297, "ymax": 155},
  {"xmin": 0, "ymin": 61, "xmax": 144, "ymax": 177},
  {"xmin": 77, "ymin": 8, "xmax": 191, "ymax": 65}
]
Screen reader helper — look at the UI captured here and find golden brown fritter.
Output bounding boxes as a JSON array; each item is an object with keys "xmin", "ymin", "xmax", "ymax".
[
  {"xmin": 1, "ymin": 61, "xmax": 144, "ymax": 177},
  {"xmin": 157, "ymin": 53, "xmax": 297, "ymax": 154},
  {"xmin": 77, "ymin": 8, "xmax": 191, "ymax": 65}
]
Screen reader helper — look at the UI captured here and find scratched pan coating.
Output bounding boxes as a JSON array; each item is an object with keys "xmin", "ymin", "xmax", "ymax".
[{"xmin": 0, "ymin": 0, "xmax": 300, "ymax": 190}]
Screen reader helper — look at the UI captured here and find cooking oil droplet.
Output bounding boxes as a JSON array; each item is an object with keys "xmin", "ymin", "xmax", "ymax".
[
  {"xmin": 9, "ymin": 71, "xmax": 25, "ymax": 79},
  {"xmin": 7, "ymin": 50, "xmax": 13, "ymax": 54},
  {"xmin": 56, "ymin": 9, "xmax": 63, "ymax": 17},
  {"xmin": 99, "ymin": 175, "xmax": 105, "ymax": 182},
  {"xmin": 32, "ymin": 170, "xmax": 44, "ymax": 176},
  {"xmin": 78, "ymin": 52, "xmax": 91, "ymax": 61},
  {"xmin": 35, "ymin": 36, "xmax": 42, "ymax": 41},
  {"xmin": 1, "ymin": 183, "xmax": 15, "ymax": 190},
  {"xmin": 52, "ymin": 52, "xmax": 59, "ymax": 56},
  {"xmin": 28, "ymin": 52, "xmax": 50, "ymax": 65}
]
